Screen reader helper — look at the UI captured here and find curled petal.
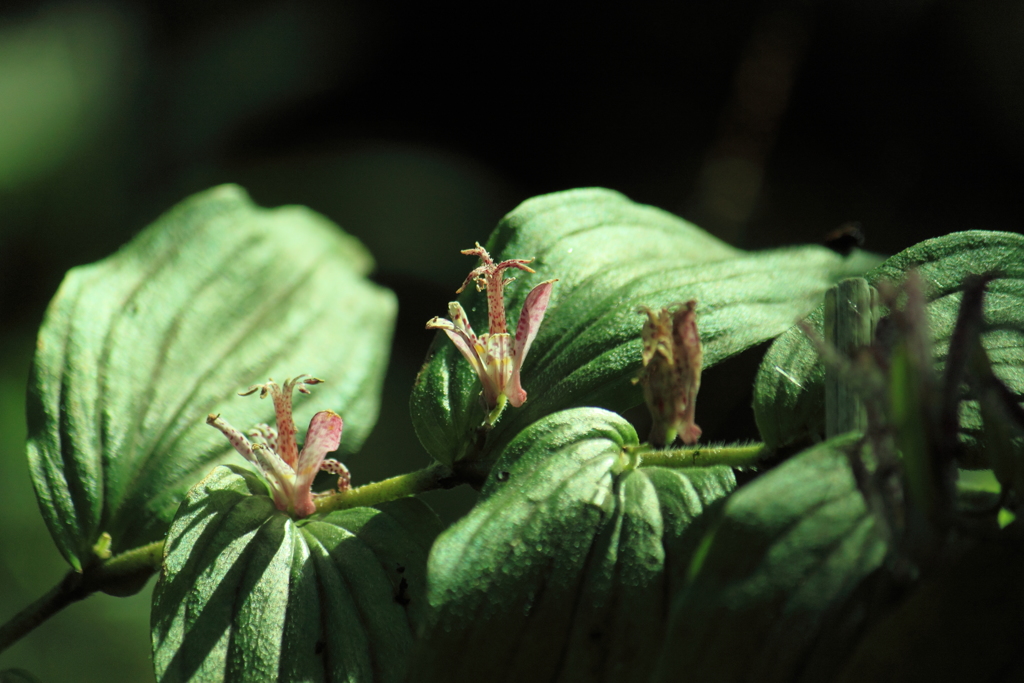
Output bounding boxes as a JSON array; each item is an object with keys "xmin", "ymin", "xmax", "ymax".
[
  {"xmin": 319, "ymin": 458, "xmax": 352, "ymax": 493},
  {"xmin": 428, "ymin": 310, "xmax": 485, "ymax": 379},
  {"xmin": 507, "ymin": 279, "xmax": 557, "ymax": 407},
  {"xmin": 447, "ymin": 301, "xmax": 477, "ymax": 340}
]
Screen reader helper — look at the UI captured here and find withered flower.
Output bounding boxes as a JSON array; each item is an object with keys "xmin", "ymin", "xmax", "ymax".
[{"xmin": 635, "ymin": 300, "xmax": 703, "ymax": 447}]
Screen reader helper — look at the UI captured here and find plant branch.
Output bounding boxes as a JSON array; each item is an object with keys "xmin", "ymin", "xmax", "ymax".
[
  {"xmin": 315, "ymin": 462, "xmax": 460, "ymax": 514},
  {"xmin": 632, "ymin": 442, "xmax": 767, "ymax": 469},
  {"xmin": 0, "ymin": 571, "xmax": 84, "ymax": 656},
  {"xmin": 0, "ymin": 539, "xmax": 164, "ymax": 656}
]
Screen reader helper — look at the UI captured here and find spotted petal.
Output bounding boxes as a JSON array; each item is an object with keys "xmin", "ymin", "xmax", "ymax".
[
  {"xmin": 296, "ymin": 410, "xmax": 344, "ymax": 479},
  {"xmin": 507, "ymin": 280, "xmax": 557, "ymax": 407},
  {"xmin": 289, "ymin": 410, "xmax": 344, "ymax": 516}
]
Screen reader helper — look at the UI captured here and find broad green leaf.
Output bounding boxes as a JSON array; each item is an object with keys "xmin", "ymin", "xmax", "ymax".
[
  {"xmin": 413, "ymin": 408, "xmax": 736, "ymax": 682},
  {"xmin": 411, "ymin": 188, "xmax": 880, "ymax": 466},
  {"xmin": 26, "ymin": 185, "xmax": 396, "ymax": 570},
  {"xmin": 151, "ymin": 466, "xmax": 442, "ymax": 683},
  {"xmin": 754, "ymin": 230, "xmax": 1024, "ymax": 449},
  {"xmin": 651, "ymin": 434, "xmax": 889, "ymax": 683}
]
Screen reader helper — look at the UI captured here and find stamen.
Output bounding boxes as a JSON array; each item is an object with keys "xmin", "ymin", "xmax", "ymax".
[
  {"xmin": 235, "ymin": 375, "xmax": 324, "ymax": 467},
  {"xmin": 207, "ymin": 413, "xmax": 256, "ymax": 465},
  {"xmin": 319, "ymin": 458, "xmax": 352, "ymax": 493}
]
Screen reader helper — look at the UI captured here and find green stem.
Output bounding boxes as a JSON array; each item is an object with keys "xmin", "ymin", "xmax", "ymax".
[
  {"xmin": 485, "ymin": 394, "xmax": 508, "ymax": 427},
  {"xmin": 0, "ymin": 539, "xmax": 164, "ymax": 656},
  {"xmin": 315, "ymin": 462, "xmax": 458, "ymax": 514},
  {"xmin": 0, "ymin": 571, "xmax": 84, "ymax": 656},
  {"xmin": 632, "ymin": 442, "xmax": 767, "ymax": 469}
]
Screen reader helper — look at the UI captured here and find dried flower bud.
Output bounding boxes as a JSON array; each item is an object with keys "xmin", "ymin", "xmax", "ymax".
[{"xmin": 635, "ymin": 300, "xmax": 703, "ymax": 447}]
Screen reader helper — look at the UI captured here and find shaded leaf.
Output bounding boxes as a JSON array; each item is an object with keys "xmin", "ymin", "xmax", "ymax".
[
  {"xmin": 411, "ymin": 188, "xmax": 880, "ymax": 466},
  {"xmin": 754, "ymin": 230, "xmax": 1024, "ymax": 449},
  {"xmin": 955, "ymin": 468, "xmax": 1002, "ymax": 517},
  {"xmin": 26, "ymin": 185, "xmax": 396, "ymax": 570},
  {"xmin": 151, "ymin": 465, "xmax": 441, "ymax": 683},
  {"xmin": 650, "ymin": 433, "xmax": 889, "ymax": 683},
  {"xmin": 413, "ymin": 408, "xmax": 736, "ymax": 682},
  {"xmin": 0, "ymin": 670, "xmax": 44, "ymax": 683},
  {"xmin": 833, "ymin": 539, "xmax": 1024, "ymax": 683}
]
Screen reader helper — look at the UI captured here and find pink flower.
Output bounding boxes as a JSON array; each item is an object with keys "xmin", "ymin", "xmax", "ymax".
[
  {"xmin": 207, "ymin": 375, "xmax": 349, "ymax": 517},
  {"xmin": 635, "ymin": 301, "xmax": 703, "ymax": 447},
  {"xmin": 426, "ymin": 243, "xmax": 556, "ymax": 422}
]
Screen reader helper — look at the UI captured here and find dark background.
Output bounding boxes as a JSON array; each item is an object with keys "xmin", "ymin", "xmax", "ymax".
[{"xmin": 1, "ymin": 1, "xmax": 1022, "ymax": 679}]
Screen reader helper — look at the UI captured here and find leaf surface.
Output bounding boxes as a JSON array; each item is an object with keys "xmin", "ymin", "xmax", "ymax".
[
  {"xmin": 651, "ymin": 434, "xmax": 889, "ymax": 683},
  {"xmin": 753, "ymin": 230, "xmax": 1024, "ymax": 449},
  {"xmin": 26, "ymin": 185, "xmax": 396, "ymax": 569},
  {"xmin": 413, "ymin": 408, "xmax": 736, "ymax": 682},
  {"xmin": 151, "ymin": 466, "xmax": 441, "ymax": 683},
  {"xmin": 411, "ymin": 188, "xmax": 880, "ymax": 465}
]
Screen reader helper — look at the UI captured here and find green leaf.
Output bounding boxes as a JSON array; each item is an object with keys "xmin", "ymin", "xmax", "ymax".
[
  {"xmin": 151, "ymin": 465, "xmax": 442, "ymax": 683},
  {"xmin": 753, "ymin": 230, "xmax": 1024, "ymax": 449},
  {"xmin": 411, "ymin": 188, "xmax": 880, "ymax": 466},
  {"xmin": 26, "ymin": 185, "xmax": 396, "ymax": 570},
  {"xmin": 412, "ymin": 408, "xmax": 736, "ymax": 682},
  {"xmin": 651, "ymin": 433, "xmax": 889, "ymax": 683}
]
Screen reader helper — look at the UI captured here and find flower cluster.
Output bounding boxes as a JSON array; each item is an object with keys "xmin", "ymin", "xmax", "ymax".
[
  {"xmin": 207, "ymin": 375, "xmax": 349, "ymax": 517},
  {"xmin": 635, "ymin": 301, "xmax": 704, "ymax": 447},
  {"xmin": 426, "ymin": 243, "xmax": 556, "ymax": 422}
]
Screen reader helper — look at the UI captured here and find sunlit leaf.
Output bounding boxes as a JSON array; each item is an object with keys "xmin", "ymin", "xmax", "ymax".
[
  {"xmin": 753, "ymin": 230, "xmax": 1024, "ymax": 450},
  {"xmin": 26, "ymin": 185, "xmax": 396, "ymax": 570},
  {"xmin": 411, "ymin": 188, "xmax": 880, "ymax": 466},
  {"xmin": 413, "ymin": 408, "xmax": 736, "ymax": 682},
  {"xmin": 151, "ymin": 466, "xmax": 441, "ymax": 683},
  {"xmin": 651, "ymin": 434, "xmax": 888, "ymax": 683}
]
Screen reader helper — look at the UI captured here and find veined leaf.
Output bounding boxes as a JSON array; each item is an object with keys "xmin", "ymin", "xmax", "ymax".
[
  {"xmin": 753, "ymin": 230, "xmax": 1024, "ymax": 449},
  {"xmin": 151, "ymin": 466, "xmax": 441, "ymax": 683},
  {"xmin": 651, "ymin": 434, "xmax": 889, "ymax": 683},
  {"xmin": 26, "ymin": 185, "xmax": 396, "ymax": 570},
  {"xmin": 413, "ymin": 408, "xmax": 736, "ymax": 682},
  {"xmin": 411, "ymin": 188, "xmax": 880, "ymax": 466}
]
